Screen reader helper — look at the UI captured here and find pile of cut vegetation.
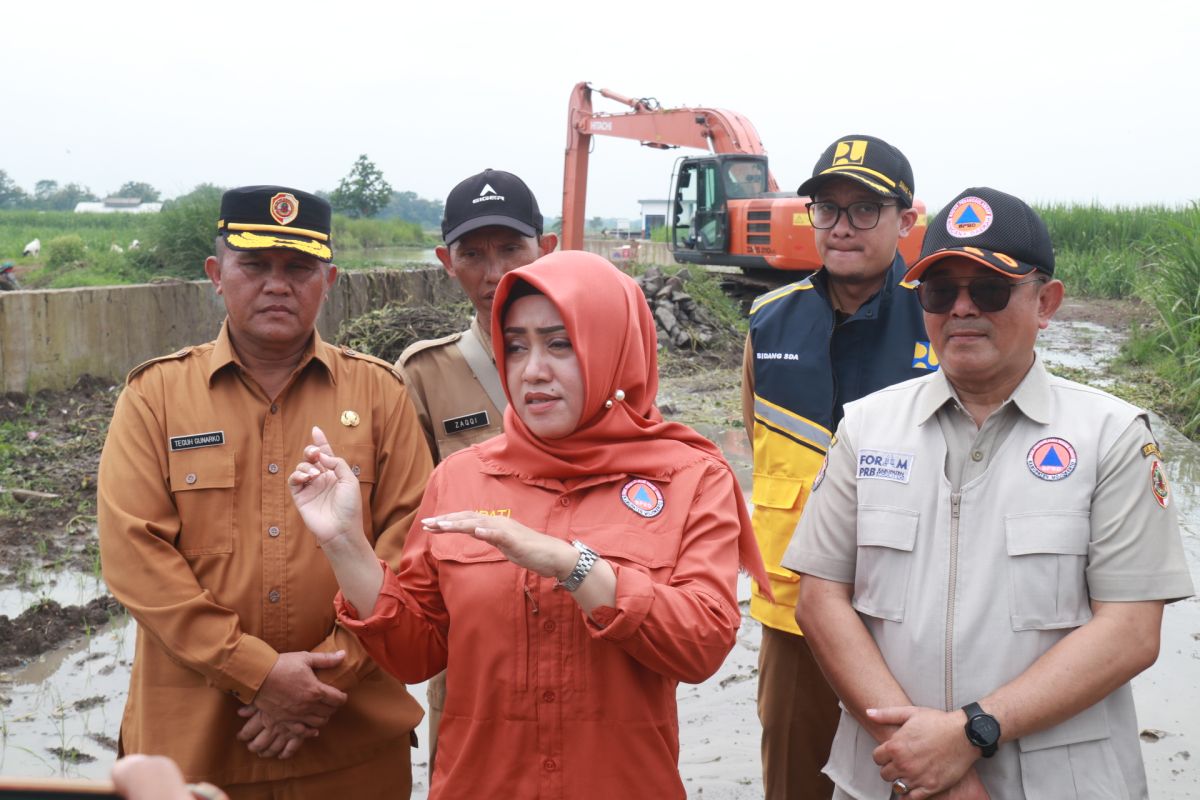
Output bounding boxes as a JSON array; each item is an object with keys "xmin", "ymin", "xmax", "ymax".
[{"xmin": 337, "ymin": 300, "xmax": 474, "ymax": 364}]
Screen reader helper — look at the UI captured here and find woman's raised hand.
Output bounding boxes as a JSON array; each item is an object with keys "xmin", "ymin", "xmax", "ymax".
[{"xmin": 288, "ymin": 426, "xmax": 364, "ymax": 547}]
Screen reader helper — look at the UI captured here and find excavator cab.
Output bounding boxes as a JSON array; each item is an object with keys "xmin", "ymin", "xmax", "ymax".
[{"xmin": 670, "ymin": 154, "xmax": 782, "ymax": 265}]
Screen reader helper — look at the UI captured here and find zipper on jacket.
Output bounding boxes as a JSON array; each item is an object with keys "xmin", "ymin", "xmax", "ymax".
[{"xmin": 945, "ymin": 492, "xmax": 961, "ymax": 711}]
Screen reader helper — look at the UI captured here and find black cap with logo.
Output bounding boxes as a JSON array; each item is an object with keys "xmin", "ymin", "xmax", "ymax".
[
  {"xmin": 442, "ymin": 169, "xmax": 543, "ymax": 245},
  {"xmin": 904, "ymin": 187, "xmax": 1055, "ymax": 282},
  {"xmin": 797, "ymin": 135, "xmax": 915, "ymax": 208},
  {"xmin": 218, "ymin": 186, "xmax": 333, "ymax": 262}
]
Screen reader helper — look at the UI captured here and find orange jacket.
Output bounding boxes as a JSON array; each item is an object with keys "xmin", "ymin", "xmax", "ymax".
[{"xmin": 338, "ymin": 447, "xmax": 745, "ymax": 799}]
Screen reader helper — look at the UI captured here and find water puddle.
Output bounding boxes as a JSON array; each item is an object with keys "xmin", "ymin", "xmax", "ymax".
[
  {"xmin": 1037, "ymin": 319, "xmax": 1122, "ymax": 384},
  {"xmin": 0, "ymin": 569, "xmax": 108, "ymax": 619}
]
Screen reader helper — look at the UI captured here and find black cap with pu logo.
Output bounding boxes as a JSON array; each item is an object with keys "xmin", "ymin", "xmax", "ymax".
[
  {"xmin": 217, "ymin": 185, "xmax": 333, "ymax": 262},
  {"xmin": 797, "ymin": 134, "xmax": 915, "ymax": 208}
]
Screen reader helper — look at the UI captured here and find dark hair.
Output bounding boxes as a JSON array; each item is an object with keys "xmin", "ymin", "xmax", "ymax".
[{"xmin": 500, "ymin": 279, "xmax": 545, "ymax": 322}]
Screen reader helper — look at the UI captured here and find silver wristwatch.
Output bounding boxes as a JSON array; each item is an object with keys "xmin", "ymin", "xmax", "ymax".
[{"xmin": 556, "ymin": 540, "xmax": 598, "ymax": 592}]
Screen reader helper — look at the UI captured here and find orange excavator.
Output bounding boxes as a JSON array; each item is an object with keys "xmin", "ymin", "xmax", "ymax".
[{"xmin": 562, "ymin": 81, "xmax": 926, "ymax": 276}]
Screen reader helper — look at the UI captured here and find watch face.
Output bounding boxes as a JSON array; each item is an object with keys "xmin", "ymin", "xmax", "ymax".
[{"xmin": 969, "ymin": 715, "xmax": 1001, "ymax": 746}]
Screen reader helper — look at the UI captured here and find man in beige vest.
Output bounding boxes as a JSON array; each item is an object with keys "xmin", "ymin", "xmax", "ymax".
[
  {"xmin": 397, "ymin": 168, "xmax": 557, "ymax": 777},
  {"xmin": 783, "ymin": 187, "xmax": 1193, "ymax": 799}
]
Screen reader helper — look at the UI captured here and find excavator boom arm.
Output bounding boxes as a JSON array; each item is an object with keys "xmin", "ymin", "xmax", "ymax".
[{"xmin": 562, "ymin": 82, "xmax": 778, "ymax": 250}]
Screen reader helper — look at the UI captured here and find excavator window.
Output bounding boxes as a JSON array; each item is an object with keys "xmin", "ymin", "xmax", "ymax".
[{"xmin": 671, "ymin": 159, "xmax": 727, "ymax": 253}]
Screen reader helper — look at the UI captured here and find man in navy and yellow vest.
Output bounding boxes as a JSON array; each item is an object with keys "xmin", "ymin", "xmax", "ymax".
[{"xmin": 741, "ymin": 135, "xmax": 935, "ymax": 799}]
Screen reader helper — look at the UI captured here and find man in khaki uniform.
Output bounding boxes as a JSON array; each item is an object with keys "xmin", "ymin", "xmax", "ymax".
[
  {"xmin": 99, "ymin": 186, "xmax": 432, "ymax": 798},
  {"xmin": 397, "ymin": 168, "xmax": 556, "ymax": 773},
  {"xmin": 784, "ymin": 187, "xmax": 1194, "ymax": 799}
]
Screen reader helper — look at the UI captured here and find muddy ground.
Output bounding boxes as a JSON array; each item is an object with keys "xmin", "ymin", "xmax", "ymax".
[{"xmin": 0, "ymin": 291, "xmax": 1196, "ymax": 797}]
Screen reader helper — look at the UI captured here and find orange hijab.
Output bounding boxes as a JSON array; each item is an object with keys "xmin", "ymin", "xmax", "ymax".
[{"xmin": 476, "ymin": 250, "xmax": 769, "ymax": 590}]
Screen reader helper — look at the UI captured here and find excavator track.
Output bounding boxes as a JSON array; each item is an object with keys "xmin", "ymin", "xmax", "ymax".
[{"xmin": 708, "ymin": 267, "xmax": 811, "ymax": 314}]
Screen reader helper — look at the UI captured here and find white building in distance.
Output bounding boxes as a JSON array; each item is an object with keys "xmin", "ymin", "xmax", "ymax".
[{"xmin": 74, "ymin": 197, "xmax": 163, "ymax": 214}]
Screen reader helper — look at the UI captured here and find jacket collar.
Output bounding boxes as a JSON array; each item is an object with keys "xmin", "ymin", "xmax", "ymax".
[
  {"xmin": 206, "ymin": 319, "xmax": 335, "ymax": 386},
  {"xmin": 811, "ymin": 251, "xmax": 911, "ymax": 322},
  {"xmin": 915, "ymin": 353, "xmax": 1051, "ymax": 425}
]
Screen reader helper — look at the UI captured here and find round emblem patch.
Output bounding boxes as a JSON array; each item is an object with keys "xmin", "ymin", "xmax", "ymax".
[
  {"xmin": 620, "ymin": 479, "xmax": 664, "ymax": 518},
  {"xmin": 1026, "ymin": 437, "xmax": 1077, "ymax": 481},
  {"xmin": 270, "ymin": 192, "xmax": 299, "ymax": 226},
  {"xmin": 1150, "ymin": 460, "xmax": 1170, "ymax": 508},
  {"xmin": 946, "ymin": 196, "xmax": 994, "ymax": 238}
]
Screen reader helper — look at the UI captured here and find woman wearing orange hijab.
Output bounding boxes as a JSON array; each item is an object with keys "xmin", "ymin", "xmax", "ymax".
[{"xmin": 289, "ymin": 251, "xmax": 768, "ymax": 798}]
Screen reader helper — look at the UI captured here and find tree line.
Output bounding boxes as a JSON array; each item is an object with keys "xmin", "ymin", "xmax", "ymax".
[{"xmin": 0, "ymin": 156, "xmax": 446, "ymax": 229}]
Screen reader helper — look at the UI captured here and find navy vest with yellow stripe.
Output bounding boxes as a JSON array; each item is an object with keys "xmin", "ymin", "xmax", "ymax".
[{"xmin": 748, "ymin": 253, "xmax": 936, "ymax": 633}]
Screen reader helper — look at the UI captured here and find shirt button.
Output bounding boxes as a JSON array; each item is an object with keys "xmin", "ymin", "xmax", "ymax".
[
  {"xmin": 268, "ymin": 526, "xmax": 280, "ymax": 538},
  {"xmin": 270, "ymin": 403, "xmax": 279, "ymax": 414},
  {"xmin": 542, "ymin": 620, "xmax": 556, "ymax": 632},
  {"xmin": 971, "ymin": 450, "xmax": 984, "ymax": 462},
  {"xmin": 352, "ymin": 465, "xmax": 361, "ymax": 477},
  {"xmin": 267, "ymin": 463, "xmax": 279, "ymax": 474},
  {"xmin": 559, "ymin": 496, "xmax": 570, "ymax": 507},
  {"xmin": 185, "ymin": 473, "xmax": 197, "ymax": 485},
  {"xmin": 542, "ymin": 690, "xmax": 556, "ymax": 703},
  {"xmin": 543, "ymin": 758, "xmax": 557, "ymax": 771},
  {"xmin": 268, "ymin": 590, "xmax": 281, "ymax": 603}
]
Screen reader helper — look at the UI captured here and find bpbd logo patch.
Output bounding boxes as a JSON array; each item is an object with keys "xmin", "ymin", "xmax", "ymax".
[
  {"xmin": 1026, "ymin": 437, "xmax": 1077, "ymax": 481},
  {"xmin": 620, "ymin": 479, "xmax": 664, "ymax": 518}
]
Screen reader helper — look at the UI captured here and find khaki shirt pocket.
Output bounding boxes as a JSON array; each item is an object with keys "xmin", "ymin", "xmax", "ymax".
[
  {"xmin": 852, "ymin": 506, "xmax": 919, "ymax": 622},
  {"xmin": 1005, "ymin": 512, "xmax": 1092, "ymax": 631},
  {"xmin": 1015, "ymin": 700, "xmax": 1128, "ymax": 799},
  {"xmin": 168, "ymin": 448, "xmax": 235, "ymax": 555},
  {"xmin": 339, "ymin": 443, "xmax": 378, "ymax": 541}
]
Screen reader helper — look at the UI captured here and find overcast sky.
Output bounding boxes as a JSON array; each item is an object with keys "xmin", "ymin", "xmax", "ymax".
[{"xmin": 2, "ymin": 1, "xmax": 1196, "ymax": 221}]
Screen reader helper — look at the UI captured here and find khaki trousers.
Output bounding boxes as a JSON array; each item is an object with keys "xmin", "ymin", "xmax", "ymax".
[
  {"xmin": 758, "ymin": 624, "xmax": 841, "ymax": 800},
  {"xmin": 223, "ymin": 743, "xmax": 412, "ymax": 800}
]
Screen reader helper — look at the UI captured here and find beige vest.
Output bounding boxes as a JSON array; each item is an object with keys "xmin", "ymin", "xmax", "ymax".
[{"xmin": 830, "ymin": 374, "xmax": 1147, "ymax": 800}]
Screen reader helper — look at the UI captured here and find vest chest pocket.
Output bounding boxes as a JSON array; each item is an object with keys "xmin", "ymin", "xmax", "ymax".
[
  {"xmin": 168, "ymin": 448, "xmax": 235, "ymax": 555},
  {"xmin": 852, "ymin": 506, "xmax": 919, "ymax": 622},
  {"xmin": 1004, "ymin": 512, "xmax": 1092, "ymax": 631}
]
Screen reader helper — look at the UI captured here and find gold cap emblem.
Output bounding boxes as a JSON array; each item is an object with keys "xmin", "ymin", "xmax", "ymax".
[{"xmin": 270, "ymin": 192, "xmax": 299, "ymax": 226}]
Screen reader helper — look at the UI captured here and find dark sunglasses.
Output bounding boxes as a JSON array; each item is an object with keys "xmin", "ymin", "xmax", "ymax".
[{"xmin": 917, "ymin": 275, "xmax": 1044, "ymax": 314}]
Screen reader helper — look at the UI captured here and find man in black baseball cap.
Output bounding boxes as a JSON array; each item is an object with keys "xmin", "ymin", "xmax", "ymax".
[
  {"xmin": 397, "ymin": 168, "xmax": 557, "ymax": 779},
  {"xmin": 784, "ymin": 187, "xmax": 1191, "ymax": 799},
  {"xmin": 743, "ymin": 134, "xmax": 931, "ymax": 800}
]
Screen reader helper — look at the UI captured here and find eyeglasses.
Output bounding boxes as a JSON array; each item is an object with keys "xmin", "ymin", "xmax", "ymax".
[
  {"xmin": 805, "ymin": 201, "xmax": 897, "ymax": 230},
  {"xmin": 917, "ymin": 275, "xmax": 1045, "ymax": 314}
]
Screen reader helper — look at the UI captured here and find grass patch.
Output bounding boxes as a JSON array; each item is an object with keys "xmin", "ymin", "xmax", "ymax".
[{"xmin": 1039, "ymin": 202, "xmax": 1200, "ymax": 438}]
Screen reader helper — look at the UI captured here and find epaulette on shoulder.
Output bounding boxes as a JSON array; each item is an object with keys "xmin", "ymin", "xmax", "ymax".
[
  {"xmin": 125, "ymin": 347, "xmax": 195, "ymax": 384},
  {"xmin": 397, "ymin": 331, "xmax": 465, "ymax": 366},
  {"xmin": 338, "ymin": 345, "xmax": 406, "ymax": 381}
]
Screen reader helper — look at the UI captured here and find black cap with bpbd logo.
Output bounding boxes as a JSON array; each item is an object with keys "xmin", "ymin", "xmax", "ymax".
[
  {"xmin": 441, "ymin": 169, "xmax": 544, "ymax": 245},
  {"xmin": 904, "ymin": 187, "xmax": 1056, "ymax": 282}
]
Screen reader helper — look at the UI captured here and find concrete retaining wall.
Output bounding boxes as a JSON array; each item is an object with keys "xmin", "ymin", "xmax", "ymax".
[{"xmin": 0, "ymin": 267, "xmax": 459, "ymax": 395}]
